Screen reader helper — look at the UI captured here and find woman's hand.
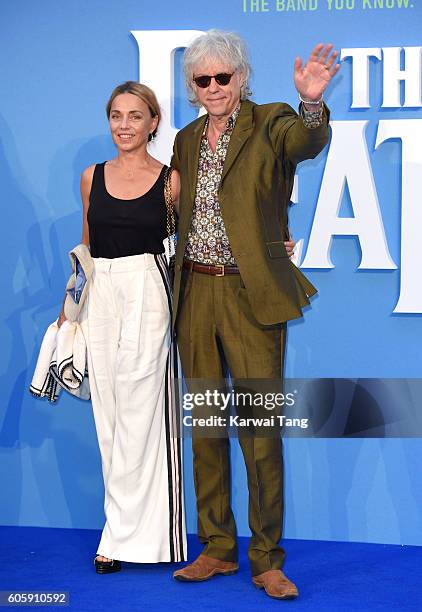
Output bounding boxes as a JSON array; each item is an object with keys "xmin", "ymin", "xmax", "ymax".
[
  {"xmin": 57, "ymin": 310, "xmax": 67, "ymax": 328},
  {"xmin": 284, "ymin": 238, "xmax": 296, "ymax": 258}
]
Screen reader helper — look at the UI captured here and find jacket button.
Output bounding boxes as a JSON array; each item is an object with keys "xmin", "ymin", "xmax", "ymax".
[{"xmin": 177, "ymin": 264, "xmax": 181, "ymax": 271}]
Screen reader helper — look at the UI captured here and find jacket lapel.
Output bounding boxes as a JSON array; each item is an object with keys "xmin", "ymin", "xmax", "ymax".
[
  {"xmin": 221, "ymin": 100, "xmax": 255, "ymax": 183},
  {"xmin": 179, "ymin": 102, "xmax": 255, "ymax": 253},
  {"xmin": 187, "ymin": 115, "xmax": 207, "ymax": 203},
  {"xmin": 176, "ymin": 115, "xmax": 207, "ymax": 259}
]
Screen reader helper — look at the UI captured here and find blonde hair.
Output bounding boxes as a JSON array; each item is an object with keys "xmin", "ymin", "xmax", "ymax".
[{"xmin": 106, "ymin": 81, "xmax": 161, "ymax": 140}]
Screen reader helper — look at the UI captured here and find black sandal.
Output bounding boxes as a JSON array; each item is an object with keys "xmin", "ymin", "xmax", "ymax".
[{"xmin": 94, "ymin": 555, "xmax": 121, "ymax": 574}]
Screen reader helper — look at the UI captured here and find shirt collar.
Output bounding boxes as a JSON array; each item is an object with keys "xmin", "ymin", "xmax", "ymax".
[
  {"xmin": 202, "ymin": 103, "xmax": 242, "ymax": 137},
  {"xmin": 227, "ymin": 104, "xmax": 241, "ymax": 129}
]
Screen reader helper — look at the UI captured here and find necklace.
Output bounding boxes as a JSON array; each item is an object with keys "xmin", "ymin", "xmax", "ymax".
[{"xmin": 117, "ymin": 161, "xmax": 150, "ymax": 180}]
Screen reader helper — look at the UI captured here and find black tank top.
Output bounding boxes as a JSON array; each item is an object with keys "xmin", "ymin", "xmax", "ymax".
[{"xmin": 87, "ymin": 162, "xmax": 167, "ymax": 258}]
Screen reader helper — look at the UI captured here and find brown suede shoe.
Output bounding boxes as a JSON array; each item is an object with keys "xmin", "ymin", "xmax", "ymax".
[
  {"xmin": 252, "ymin": 569, "xmax": 299, "ymax": 600},
  {"xmin": 173, "ymin": 554, "xmax": 239, "ymax": 582}
]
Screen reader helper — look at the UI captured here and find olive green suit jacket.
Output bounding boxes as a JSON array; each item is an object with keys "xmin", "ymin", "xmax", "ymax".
[{"xmin": 171, "ymin": 99, "xmax": 330, "ymax": 326}]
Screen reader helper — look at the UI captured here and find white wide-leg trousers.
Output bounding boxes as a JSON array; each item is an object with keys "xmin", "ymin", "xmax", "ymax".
[{"xmin": 81, "ymin": 253, "xmax": 186, "ymax": 563}]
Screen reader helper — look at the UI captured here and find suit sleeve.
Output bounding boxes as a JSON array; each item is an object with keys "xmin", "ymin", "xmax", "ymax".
[
  {"xmin": 268, "ymin": 102, "xmax": 330, "ymax": 165},
  {"xmin": 171, "ymin": 131, "xmax": 182, "ymax": 172}
]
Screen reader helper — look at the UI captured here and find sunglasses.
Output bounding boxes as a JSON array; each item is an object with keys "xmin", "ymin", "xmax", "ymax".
[{"xmin": 193, "ymin": 73, "xmax": 234, "ymax": 88}]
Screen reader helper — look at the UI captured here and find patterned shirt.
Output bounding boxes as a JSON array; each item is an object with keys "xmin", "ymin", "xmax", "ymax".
[
  {"xmin": 185, "ymin": 106, "xmax": 240, "ymax": 266},
  {"xmin": 185, "ymin": 103, "xmax": 323, "ymax": 265}
]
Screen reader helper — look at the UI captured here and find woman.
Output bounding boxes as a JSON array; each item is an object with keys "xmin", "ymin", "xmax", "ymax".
[{"xmin": 58, "ymin": 81, "xmax": 186, "ymax": 573}]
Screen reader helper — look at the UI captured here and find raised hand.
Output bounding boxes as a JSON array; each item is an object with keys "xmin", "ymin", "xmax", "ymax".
[{"xmin": 294, "ymin": 43, "xmax": 340, "ymax": 102}]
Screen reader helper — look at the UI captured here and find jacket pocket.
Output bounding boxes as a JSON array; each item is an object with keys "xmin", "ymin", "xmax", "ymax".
[{"xmin": 265, "ymin": 240, "xmax": 289, "ymax": 259}]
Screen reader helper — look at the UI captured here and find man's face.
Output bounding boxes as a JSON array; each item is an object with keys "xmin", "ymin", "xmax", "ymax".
[{"xmin": 192, "ymin": 59, "xmax": 244, "ymax": 120}]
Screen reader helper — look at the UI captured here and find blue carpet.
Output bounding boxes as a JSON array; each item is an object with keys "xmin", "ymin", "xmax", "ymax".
[{"xmin": 0, "ymin": 527, "xmax": 420, "ymax": 611}]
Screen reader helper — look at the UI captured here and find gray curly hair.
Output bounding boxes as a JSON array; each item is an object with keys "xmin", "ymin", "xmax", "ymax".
[{"xmin": 183, "ymin": 29, "xmax": 252, "ymax": 106}]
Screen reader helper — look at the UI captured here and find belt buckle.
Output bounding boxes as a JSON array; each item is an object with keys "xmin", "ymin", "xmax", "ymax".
[{"xmin": 215, "ymin": 264, "xmax": 225, "ymax": 277}]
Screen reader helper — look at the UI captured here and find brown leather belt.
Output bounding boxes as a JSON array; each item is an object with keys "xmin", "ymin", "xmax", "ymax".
[{"xmin": 183, "ymin": 259, "xmax": 240, "ymax": 277}]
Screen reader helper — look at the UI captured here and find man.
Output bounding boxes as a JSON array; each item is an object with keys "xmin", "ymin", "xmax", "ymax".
[{"xmin": 171, "ymin": 30, "xmax": 339, "ymax": 600}]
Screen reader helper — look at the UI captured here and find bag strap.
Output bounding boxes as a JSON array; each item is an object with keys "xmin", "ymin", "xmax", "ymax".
[{"xmin": 163, "ymin": 166, "xmax": 177, "ymax": 257}]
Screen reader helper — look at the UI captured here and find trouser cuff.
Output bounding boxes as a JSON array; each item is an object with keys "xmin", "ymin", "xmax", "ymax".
[
  {"xmin": 202, "ymin": 543, "xmax": 238, "ymax": 564},
  {"xmin": 249, "ymin": 550, "xmax": 285, "ymax": 577}
]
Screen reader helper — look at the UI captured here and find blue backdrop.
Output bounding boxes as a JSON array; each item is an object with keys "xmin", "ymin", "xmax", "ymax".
[{"xmin": 1, "ymin": 0, "xmax": 422, "ymax": 545}]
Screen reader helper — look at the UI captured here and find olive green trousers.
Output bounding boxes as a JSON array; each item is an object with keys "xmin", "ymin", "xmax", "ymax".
[{"xmin": 176, "ymin": 269, "xmax": 286, "ymax": 576}]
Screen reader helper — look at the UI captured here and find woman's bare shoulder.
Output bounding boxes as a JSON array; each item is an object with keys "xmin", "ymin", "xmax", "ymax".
[{"xmin": 81, "ymin": 164, "xmax": 96, "ymax": 182}]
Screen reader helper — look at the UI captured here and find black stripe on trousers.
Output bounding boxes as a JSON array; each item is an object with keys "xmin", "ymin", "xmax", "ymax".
[{"xmin": 154, "ymin": 253, "xmax": 185, "ymax": 562}]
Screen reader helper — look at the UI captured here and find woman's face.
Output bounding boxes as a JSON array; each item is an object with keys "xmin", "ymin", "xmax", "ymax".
[{"xmin": 109, "ymin": 93, "xmax": 158, "ymax": 152}]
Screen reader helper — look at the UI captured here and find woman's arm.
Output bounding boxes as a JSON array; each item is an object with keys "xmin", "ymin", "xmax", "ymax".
[
  {"xmin": 170, "ymin": 168, "xmax": 180, "ymax": 216},
  {"xmin": 57, "ymin": 165, "xmax": 94, "ymax": 327},
  {"xmin": 80, "ymin": 165, "xmax": 95, "ymax": 246}
]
